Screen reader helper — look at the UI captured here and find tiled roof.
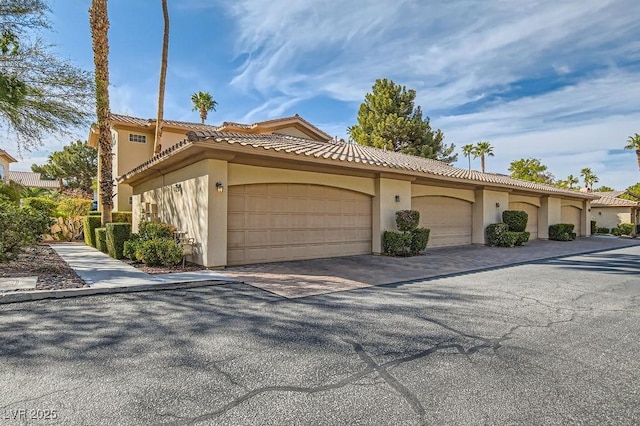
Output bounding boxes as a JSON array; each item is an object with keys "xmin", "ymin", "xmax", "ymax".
[
  {"xmin": 0, "ymin": 149, "xmax": 17, "ymax": 163},
  {"xmin": 594, "ymin": 190, "xmax": 626, "ymax": 198},
  {"xmin": 8, "ymin": 171, "xmax": 58, "ymax": 188},
  {"xmin": 120, "ymin": 132, "xmax": 598, "ymax": 199},
  {"xmin": 591, "ymin": 194, "xmax": 638, "ymax": 207}
]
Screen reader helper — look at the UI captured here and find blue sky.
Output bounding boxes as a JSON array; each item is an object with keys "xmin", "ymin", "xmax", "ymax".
[{"xmin": 6, "ymin": 0, "xmax": 640, "ymax": 190}]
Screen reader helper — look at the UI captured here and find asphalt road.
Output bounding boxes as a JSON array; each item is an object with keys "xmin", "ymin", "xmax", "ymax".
[{"xmin": 1, "ymin": 246, "xmax": 639, "ymax": 425}]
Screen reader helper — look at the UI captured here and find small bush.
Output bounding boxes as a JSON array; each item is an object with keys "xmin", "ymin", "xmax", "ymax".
[
  {"xmin": 95, "ymin": 228, "xmax": 107, "ymax": 253},
  {"xmin": 611, "ymin": 227, "xmax": 621, "ymax": 236},
  {"xmin": 138, "ymin": 220, "xmax": 175, "ymax": 240},
  {"xmin": 486, "ymin": 223, "xmax": 509, "ymax": 246},
  {"xmin": 383, "ymin": 231, "xmax": 412, "ymax": 256},
  {"xmin": 590, "ymin": 220, "xmax": 597, "ymax": 235},
  {"xmin": 618, "ymin": 223, "xmax": 633, "ymax": 236},
  {"xmin": 502, "ymin": 210, "xmax": 528, "ymax": 232},
  {"xmin": 395, "ymin": 210, "xmax": 420, "ymax": 232},
  {"xmin": 500, "ymin": 231, "xmax": 520, "ymax": 247},
  {"xmin": 0, "ymin": 199, "xmax": 53, "ymax": 262},
  {"xmin": 596, "ymin": 227, "xmax": 610, "ymax": 234},
  {"xmin": 112, "ymin": 211, "xmax": 132, "ymax": 223},
  {"xmin": 514, "ymin": 231, "xmax": 530, "ymax": 246},
  {"xmin": 549, "ymin": 223, "xmax": 575, "ymax": 241},
  {"xmin": 123, "ymin": 235, "xmax": 142, "ymax": 261},
  {"xmin": 83, "ymin": 215, "xmax": 102, "ymax": 247},
  {"xmin": 22, "ymin": 197, "xmax": 57, "ymax": 216},
  {"xmin": 88, "ymin": 211, "xmax": 101, "ymax": 216},
  {"xmin": 106, "ymin": 223, "xmax": 132, "ymax": 259},
  {"xmin": 0, "ymin": 181, "xmax": 22, "ymax": 203},
  {"xmin": 138, "ymin": 238, "xmax": 183, "ymax": 266},
  {"xmin": 56, "ymin": 197, "xmax": 92, "ymax": 219},
  {"xmin": 410, "ymin": 227, "xmax": 430, "ymax": 255}
]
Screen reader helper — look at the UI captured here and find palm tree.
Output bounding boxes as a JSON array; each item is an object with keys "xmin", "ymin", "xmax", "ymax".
[
  {"xmin": 191, "ymin": 91, "xmax": 218, "ymax": 124},
  {"xmin": 473, "ymin": 141, "xmax": 494, "ymax": 173},
  {"xmin": 566, "ymin": 174, "xmax": 579, "ymax": 189},
  {"xmin": 154, "ymin": 0, "xmax": 170, "ymax": 155},
  {"xmin": 624, "ymin": 133, "xmax": 640, "ymax": 170},
  {"xmin": 580, "ymin": 167, "xmax": 599, "ymax": 191},
  {"xmin": 89, "ymin": 0, "xmax": 112, "ymax": 225},
  {"xmin": 461, "ymin": 144, "xmax": 474, "ymax": 171}
]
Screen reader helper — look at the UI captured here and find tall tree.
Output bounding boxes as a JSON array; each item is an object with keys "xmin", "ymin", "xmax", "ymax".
[
  {"xmin": 154, "ymin": 0, "xmax": 170, "ymax": 154},
  {"xmin": 624, "ymin": 133, "xmax": 640, "ymax": 171},
  {"xmin": 347, "ymin": 78, "xmax": 457, "ymax": 164},
  {"xmin": 473, "ymin": 141, "xmax": 494, "ymax": 173},
  {"xmin": 593, "ymin": 186, "xmax": 615, "ymax": 192},
  {"xmin": 31, "ymin": 140, "xmax": 97, "ymax": 194},
  {"xmin": 0, "ymin": 0, "xmax": 93, "ymax": 150},
  {"xmin": 580, "ymin": 167, "xmax": 598, "ymax": 191},
  {"xmin": 565, "ymin": 174, "xmax": 579, "ymax": 189},
  {"xmin": 191, "ymin": 91, "xmax": 217, "ymax": 124},
  {"xmin": 462, "ymin": 144, "xmax": 474, "ymax": 171},
  {"xmin": 89, "ymin": 0, "xmax": 112, "ymax": 225},
  {"xmin": 508, "ymin": 158, "xmax": 554, "ymax": 184}
]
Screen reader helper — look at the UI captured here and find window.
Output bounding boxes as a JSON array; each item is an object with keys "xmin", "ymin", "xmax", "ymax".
[{"xmin": 129, "ymin": 133, "xmax": 147, "ymax": 143}]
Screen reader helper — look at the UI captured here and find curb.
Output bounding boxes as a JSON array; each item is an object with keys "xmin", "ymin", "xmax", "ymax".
[{"xmin": 0, "ymin": 279, "xmax": 238, "ymax": 305}]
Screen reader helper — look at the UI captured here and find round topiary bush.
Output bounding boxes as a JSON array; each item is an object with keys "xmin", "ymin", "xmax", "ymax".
[
  {"xmin": 395, "ymin": 210, "xmax": 420, "ymax": 232},
  {"xmin": 502, "ymin": 210, "xmax": 528, "ymax": 232}
]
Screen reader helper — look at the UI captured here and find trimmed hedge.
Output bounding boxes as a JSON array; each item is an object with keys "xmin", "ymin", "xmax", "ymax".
[
  {"xmin": 502, "ymin": 210, "xmax": 528, "ymax": 232},
  {"xmin": 618, "ymin": 223, "xmax": 633, "ymax": 236},
  {"xmin": 83, "ymin": 215, "xmax": 102, "ymax": 247},
  {"xmin": 596, "ymin": 227, "xmax": 610, "ymax": 234},
  {"xmin": 590, "ymin": 220, "xmax": 597, "ymax": 235},
  {"xmin": 87, "ymin": 210, "xmax": 101, "ymax": 216},
  {"xmin": 383, "ymin": 231, "xmax": 412, "ymax": 256},
  {"xmin": 137, "ymin": 238, "xmax": 183, "ymax": 266},
  {"xmin": 22, "ymin": 197, "xmax": 57, "ymax": 216},
  {"xmin": 138, "ymin": 220, "xmax": 175, "ymax": 240},
  {"xmin": 549, "ymin": 223, "xmax": 575, "ymax": 241},
  {"xmin": 106, "ymin": 223, "xmax": 132, "ymax": 259},
  {"xmin": 95, "ymin": 228, "xmax": 108, "ymax": 253},
  {"xmin": 395, "ymin": 210, "xmax": 420, "ymax": 232},
  {"xmin": 410, "ymin": 228, "xmax": 430, "ymax": 255},
  {"xmin": 486, "ymin": 223, "xmax": 509, "ymax": 246},
  {"xmin": 514, "ymin": 231, "xmax": 530, "ymax": 246},
  {"xmin": 112, "ymin": 211, "xmax": 132, "ymax": 223}
]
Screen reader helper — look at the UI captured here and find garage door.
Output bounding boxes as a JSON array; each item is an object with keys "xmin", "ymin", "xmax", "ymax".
[
  {"xmin": 412, "ymin": 196, "xmax": 472, "ymax": 247},
  {"xmin": 561, "ymin": 205, "xmax": 582, "ymax": 235},
  {"xmin": 228, "ymin": 184, "xmax": 372, "ymax": 265},
  {"xmin": 508, "ymin": 202, "xmax": 539, "ymax": 240}
]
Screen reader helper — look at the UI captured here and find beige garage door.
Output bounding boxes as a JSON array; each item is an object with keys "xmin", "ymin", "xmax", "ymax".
[
  {"xmin": 508, "ymin": 202, "xmax": 539, "ymax": 240},
  {"xmin": 561, "ymin": 205, "xmax": 582, "ymax": 235},
  {"xmin": 412, "ymin": 196, "xmax": 472, "ymax": 247},
  {"xmin": 228, "ymin": 184, "xmax": 372, "ymax": 265}
]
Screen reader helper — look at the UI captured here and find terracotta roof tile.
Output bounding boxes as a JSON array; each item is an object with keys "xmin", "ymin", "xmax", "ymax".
[
  {"xmin": 591, "ymin": 195, "xmax": 638, "ymax": 207},
  {"xmin": 8, "ymin": 171, "xmax": 58, "ymax": 188}
]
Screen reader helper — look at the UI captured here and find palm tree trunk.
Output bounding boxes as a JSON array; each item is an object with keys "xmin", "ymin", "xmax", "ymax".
[
  {"xmin": 89, "ymin": 0, "xmax": 112, "ymax": 226},
  {"xmin": 481, "ymin": 156, "xmax": 486, "ymax": 173},
  {"xmin": 154, "ymin": 0, "xmax": 170, "ymax": 155},
  {"xmin": 636, "ymin": 149, "xmax": 640, "ymax": 170},
  {"xmin": 467, "ymin": 157, "xmax": 470, "ymax": 171},
  {"xmin": 200, "ymin": 109, "xmax": 205, "ymax": 124}
]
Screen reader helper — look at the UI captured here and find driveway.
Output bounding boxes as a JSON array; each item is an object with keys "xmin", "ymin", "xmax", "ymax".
[
  {"xmin": 224, "ymin": 236, "xmax": 640, "ymax": 297},
  {"xmin": 0, "ymin": 244, "xmax": 639, "ymax": 425}
]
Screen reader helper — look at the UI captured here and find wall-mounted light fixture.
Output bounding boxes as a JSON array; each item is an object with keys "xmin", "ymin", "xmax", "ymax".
[
  {"xmin": 495, "ymin": 202, "xmax": 500, "ymax": 208},
  {"xmin": 395, "ymin": 195, "xmax": 401, "ymax": 202},
  {"xmin": 216, "ymin": 182, "xmax": 224, "ymax": 193},
  {"xmin": 174, "ymin": 183, "xmax": 182, "ymax": 193},
  {"xmin": 598, "ymin": 211, "xmax": 602, "ymax": 215}
]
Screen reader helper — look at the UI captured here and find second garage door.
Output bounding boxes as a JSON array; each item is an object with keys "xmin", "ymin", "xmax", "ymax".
[
  {"xmin": 508, "ymin": 202, "xmax": 539, "ymax": 240},
  {"xmin": 228, "ymin": 184, "xmax": 372, "ymax": 265},
  {"xmin": 561, "ymin": 205, "xmax": 582, "ymax": 235},
  {"xmin": 412, "ymin": 196, "xmax": 473, "ymax": 247}
]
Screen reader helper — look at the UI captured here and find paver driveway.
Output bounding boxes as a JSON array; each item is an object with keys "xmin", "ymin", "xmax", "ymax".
[{"xmin": 0, "ymin": 244, "xmax": 639, "ymax": 425}]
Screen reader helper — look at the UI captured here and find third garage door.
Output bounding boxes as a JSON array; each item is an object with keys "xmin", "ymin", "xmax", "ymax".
[
  {"xmin": 561, "ymin": 205, "xmax": 582, "ymax": 236},
  {"xmin": 508, "ymin": 202, "xmax": 539, "ymax": 240},
  {"xmin": 412, "ymin": 196, "xmax": 472, "ymax": 247},
  {"xmin": 228, "ymin": 184, "xmax": 372, "ymax": 265}
]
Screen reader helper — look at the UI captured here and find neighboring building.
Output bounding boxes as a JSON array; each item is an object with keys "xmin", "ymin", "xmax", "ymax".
[
  {"xmin": 100, "ymin": 113, "xmax": 598, "ymax": 268},
  {"xmin": 591, "ymin": 191, "xmax": 639, "ymax": 230},
  {"xmin": 0, "ymin": 149, "xmax": 17, "ymax": 182}
]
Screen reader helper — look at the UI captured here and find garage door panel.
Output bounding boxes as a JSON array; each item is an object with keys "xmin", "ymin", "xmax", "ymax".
[
  {"xmin": 228, "ymin": 184, "xmax": 372, "ymax": 265},
  {"xmin": 412, "ymin": 196, "xmax": 472, "ymax": 247},
  {"xmin": 561, "ymin": 206, "xmax": 582, "ymax": 235},
  {"xmin": 509, "ymin": 202, "xmax": 538, "ymax": 240}
]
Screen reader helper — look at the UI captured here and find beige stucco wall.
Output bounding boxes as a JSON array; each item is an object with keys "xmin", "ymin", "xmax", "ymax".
[
  {"xmin": 538, "ymin": 197, "xmax": 561, "ymax": 239},
  {"xmin": 591, "ymin": 208, "xmax": 632, "ymax": 229},
  {"xmin": 411, "ymin": 185, "xmax": 475, "ymax": 203},
  {"xmin": 509, "ymin": 194, "xmax": 541, "ymax": 207},
  {"xmin": 372, "ymin": 178, "xmax": 412, "ymax": 253},
  {"xmin": 272, "ymin": 127, "xmax": 314, "ymax": 139},
  {"xmin": 472, "ymin": 189, "xmax": 510, "ymax": 244}
]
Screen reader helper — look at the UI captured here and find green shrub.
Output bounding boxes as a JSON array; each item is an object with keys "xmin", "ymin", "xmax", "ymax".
[
  {"xmin": 410, "ymin": 227, "xmax": 430, "ymax": 255},
  {"xmin": 549, "ymin": 223, "xmax": 575, "ymax": 241},
  {"xmin": 383, "ymin": 231, "xmax": 412, "ymax": 256},
  {"xmin": 0, "ymin": 199, "xmax": 53, "ymax": 262},
  {"xmin": 22, "ymin": 197, "xmax": 57, "ymax": 216},
  {"xmin": 138, "ymin": 220, "xmax": 175, "ymax": 240},
  {"xmin": 611, "ymin": 227, "xmax": 621, "ymax": 236},
  {"xmin": 590, "ymin": 220, "xmax": 597, "ymax": 235},
  {"xmin": 569, "ymin": 232, "xmax": 577, "ymax": 240},
  {"xmin": 95, "ymin": 228, "xmax": 107, "ymax": 253},
  {"xmin": 0, "ymin": 181, "xmax": 22, "ymax": 203},
  {"xmin": 112, "ymin": 211, "xmax": 132, "ymax": 223},
  {"xmin": 123, "ymin": 235, "xmax": 142, "ymax": 261},
  {"xmin": 596, "ymin": 227, "xmax": 610, "ymax": 234},
  {"xmin": 514, "ymin": 231, "xmax": 530, "ymax": 246},
  {"xmin": 56, "ymin": 197, "xmax": 91, "ymax": 219},
  {"xmin": 486, "ymin": 223, "xmax": 509, "ymax": 246},
  {"xmin": 502, "ymin": 210, "xmax": 528, "ymax": 232},
  {"xmin": 501, "ymin": 231, "xmax": 520, "ymax": 247},
  {"xmin": 618, "ymin": 223, "xmax": 633, "ymax": 236},
  {"xmin": 83, "ymin": 215, "xmax": 102, "ymax": 247},
  {"xmin": 106, "ymin": 223, "xmax": 132, "ymax": 259},
  {"xmin": 138, "ymin": 238, "xmax": 183, "ymax": 266},
  {"xmin": 395, "ymin": 210, "xmax": 420, "ymax": 232},
  {"xmin": 88, "ymin": 211, "xmax": 101, "ymax": 216}
]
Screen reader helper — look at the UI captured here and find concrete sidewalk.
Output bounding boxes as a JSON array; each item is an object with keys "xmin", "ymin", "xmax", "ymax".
[{"xmin": 0, "ymin": 243, "xmax": 236, "ymax": 304}]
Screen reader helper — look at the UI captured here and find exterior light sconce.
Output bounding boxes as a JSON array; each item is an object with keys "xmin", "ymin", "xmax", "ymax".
[
  {"xmin": 495, "ymin": 202, "xmax": 500, "ymax": 208},
  {"xmin": 216, "ymin": 182, "xmax": 224, "ymax": 193},
  {"xmin": 395, "ymin": 195, "xmax": 401, "ymax": 202},
  {"xmin": 598, "ymin": 211, "xmax": 602, "ymax": 215},
  {"xmin": 174, "ymin": 183, "xmax": 182, "ymax": 193}
]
